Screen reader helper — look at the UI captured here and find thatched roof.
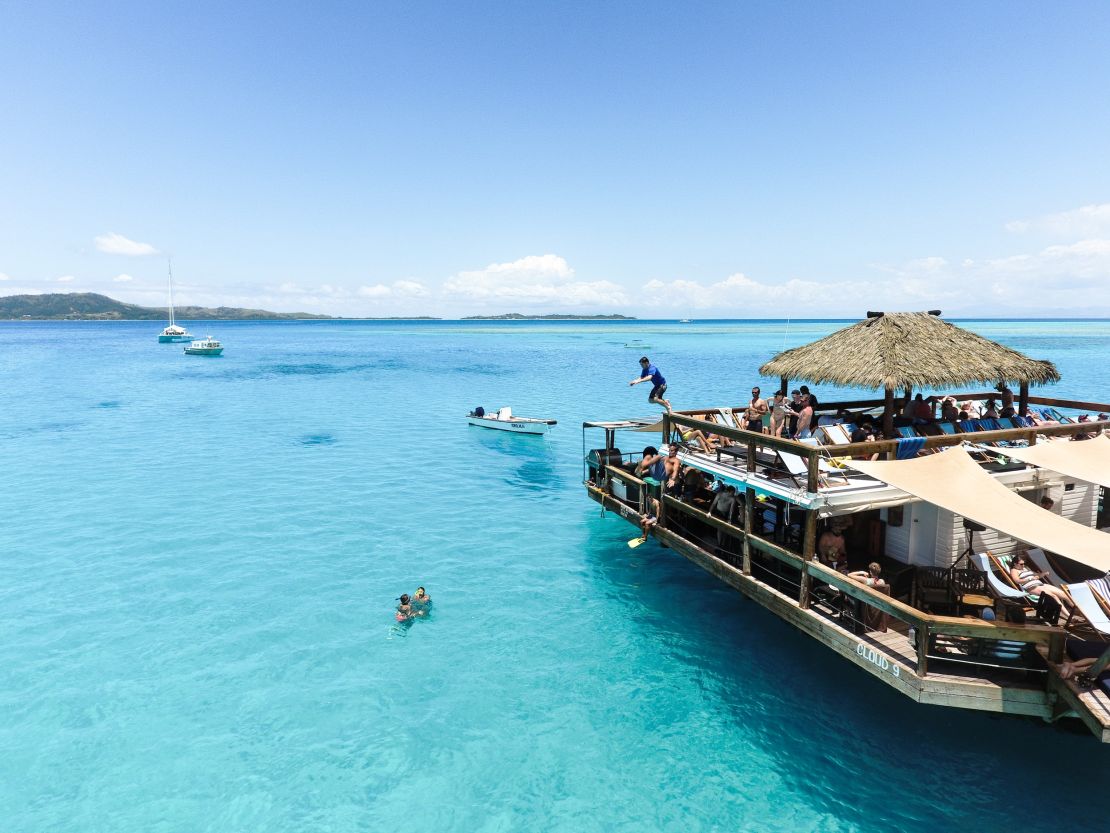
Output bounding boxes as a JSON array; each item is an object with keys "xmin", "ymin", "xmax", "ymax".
[{"xmin": 759, "ymin": 311, "xmax": 1060, "ymax": 390}]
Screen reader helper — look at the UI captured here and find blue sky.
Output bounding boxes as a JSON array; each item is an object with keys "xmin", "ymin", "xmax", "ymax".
[{"xmin": 2, "ymin": 1, "xmax": 1110, "ymax": 317}]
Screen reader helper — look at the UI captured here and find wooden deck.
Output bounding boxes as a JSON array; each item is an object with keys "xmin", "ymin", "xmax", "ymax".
[{"xmin": 589, "ymin": 484, "xmax": 1110, "ymax": 740}]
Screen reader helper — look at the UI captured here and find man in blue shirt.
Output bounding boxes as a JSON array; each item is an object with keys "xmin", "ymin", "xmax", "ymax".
[{"xmin": 629, "ymin": 356, "xmax": 671, "ymax": 411}]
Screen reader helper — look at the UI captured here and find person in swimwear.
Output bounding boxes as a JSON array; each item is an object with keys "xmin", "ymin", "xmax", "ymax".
[
  {"xmin": 744, "ymin": 386, "xmax": 768, "ymax": 433},
  {"xmin": 769, "ymin": 391, "xmax": 788, "ymax": 437},
  {"xmin": 396, "ymin": 593, "xmax": 414, "ymax": 622},
  {"xmin": 1008, "ymin": 553, "xmax": 1073, "ymax": 613},
  {"xmin": 412, "ymin": 586, "xmax": 432, "ymax": 616}
]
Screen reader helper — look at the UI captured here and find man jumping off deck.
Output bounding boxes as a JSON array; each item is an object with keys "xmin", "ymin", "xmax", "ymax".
[{"xmin": 630, "ymin": 356, "xmax": 671, "ymax": 411}]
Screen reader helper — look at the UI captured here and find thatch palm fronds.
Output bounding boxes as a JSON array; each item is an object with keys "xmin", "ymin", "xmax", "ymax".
[{"xmin": 759, "ymin": 311, "xmax": 1059, "ymax": 390}]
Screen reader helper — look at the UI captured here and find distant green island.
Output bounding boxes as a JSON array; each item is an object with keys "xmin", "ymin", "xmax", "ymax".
[
  {"xmin": 462, "ymin": 313, "xmax": 636, "ymax": 320},
  {"xmin": 0, "ymin": 294, "xmax": 637, "ymax": 322},
  {"xmin": 0, "ymin": 293, "xmax": 335, "ymax": 320}
]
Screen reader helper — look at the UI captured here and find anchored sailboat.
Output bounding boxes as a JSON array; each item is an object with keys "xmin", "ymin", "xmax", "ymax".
[{"xmin": 158, "ymin": 260, "xmax": 193, "ymax": 343}]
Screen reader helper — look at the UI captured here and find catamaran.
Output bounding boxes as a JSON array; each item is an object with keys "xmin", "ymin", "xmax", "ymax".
[{"xmin": 158, "ymin": 260, "xmax": 193, "ymax": 343}]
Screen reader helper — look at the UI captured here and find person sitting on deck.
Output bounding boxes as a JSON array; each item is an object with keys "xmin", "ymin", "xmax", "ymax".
[
  {"xmin": 769, "ymin": 391, "xmax": 788, "ymax": 437},
  {"xmin": 635, "ymin": 446, "xmax": 666, "ymax": 482},
  {"xmin": 983, "ymin": 399, "xmax": 999, "ymax": 419},
  {"xmin": 635, "ymin": 496, "xmax": 660, "ymax": 543},
  {"xmin": 911, "ymin": 393, "xmax": 932, "ymax": 423},
  {"xmin": 997, "ymin": 382, "xmax": 1014, "ymax": 411},
  {"xmin": 792, "ymin": 396, "xmax": 814, "ymax": 440},
  {"xmin": 940, "ymin": 396, "xmax": 960, "ymax": 422},
  {"xmin": 1061, "ymin": 656, "xmax": 1104, "ymax": 681},
  {"xmin": 816, "ymin": 522, "xmax": 848, "ymax": 571},
  {"xmin": 849, "ymin": 423, "xmax": 880, "ymax": 461},
  {"xmin": 1008, "ymin": 552, "xmax": 1074, "ymax": 614},
  {"xmin": 745, "ymin": 387, "xmax": 768, "ymax": 433},
  {"xmin": 680, "ymin": 426, "xmax": 718, "ymax": 454},
  {"xmin": 848, "ymin": 562, "xmax": 886, "ymax": 588},
  {"xmin": 681, "ymin": 467, "xmax": 709, "ymax": 503}
]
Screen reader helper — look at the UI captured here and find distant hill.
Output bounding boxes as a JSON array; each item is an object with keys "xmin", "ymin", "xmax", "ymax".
[
  {"xmin": 0, "ymin": 293, "xmax": 335, "ymax": 320},
  {"xmin": 462, "ymin": 312, "xmax": 635, "ymax": 320}
]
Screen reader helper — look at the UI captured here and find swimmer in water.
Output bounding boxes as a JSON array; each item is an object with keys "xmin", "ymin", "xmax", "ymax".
[
  {"xmin": 412, "ymin": 586, "xmax": 432, "ymax": 616},
  {"xmin": 396, "ymin": 593, "xmax": 413, "ymax": 622}
]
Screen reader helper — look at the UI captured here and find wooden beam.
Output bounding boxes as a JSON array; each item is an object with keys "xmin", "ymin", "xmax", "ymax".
[
  {"xmin": 819, "ymin": 419, "xmax": 1097, "ymax": 458},
  {"xmin": 743, "ymin": 487, "xmax": 754, "ymax": 575},
  {"xmin": 799, "ymin": 509, "xmax": 817, "ymax": 608},
  {"xmin": 883, "ymin": 387, "xmax": 894, "ymax": 440},
  {"xmin": 1026, "ymin": 394, "xmax": 1110, "ymax": 412}
]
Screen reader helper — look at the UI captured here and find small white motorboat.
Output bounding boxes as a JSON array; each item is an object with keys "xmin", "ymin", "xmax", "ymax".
[
  {"xmin": 467, "ymin": 407, "xmax": 556, "ymax": 435},
  {"xmin": 184, "ymin": 336, "xmax": 224, "ymax": 356}
]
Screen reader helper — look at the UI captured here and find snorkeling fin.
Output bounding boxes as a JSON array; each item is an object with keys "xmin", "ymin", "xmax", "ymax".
[{"xmin": 628, "ymin": 536, "xmax": 646, "ymax": 549}]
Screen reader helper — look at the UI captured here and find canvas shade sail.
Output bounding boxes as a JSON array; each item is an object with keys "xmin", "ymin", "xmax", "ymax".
[
  {"xmin": 849, "ymin": 447, "xmax": 1110, "ymax": 573},
  {"xmin": 983, "ymin": 434, "xmax": 1110, "ymax": 490}
]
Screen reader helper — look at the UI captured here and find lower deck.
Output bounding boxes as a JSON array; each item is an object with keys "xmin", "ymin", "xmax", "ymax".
[{"xmin": 588, "ymin": 484, "xmax": 1110, "ymax": 741}]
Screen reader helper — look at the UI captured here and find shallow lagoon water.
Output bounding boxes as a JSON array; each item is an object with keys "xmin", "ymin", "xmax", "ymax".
[{"xmin": 1, "ymin": 319, "xmax": 1108, "ymax": 832}]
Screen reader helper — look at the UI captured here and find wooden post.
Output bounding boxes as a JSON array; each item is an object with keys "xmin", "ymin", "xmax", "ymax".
[
  {"xmin": 799, "ymin": 509, "xmax": 817, "ymax": 608},
  {"xmin": 916, "ymin": 622, "xmax": 929, "ymax": 677},
  {"xmin": 882, "ymin": 387, "xmax": 894, "ymax": 444},
  {"xmin": 1048, "ymin": 629, "xmax": 1064, "ymax": 664},
  {"xmin": 744, "ymin": 439, "xmax": 757, "ymax": 576},
  {"xmin": 780, "ymin": 375, "xmax": 789, "ymax": 397},
  {"xmin": 743, "ymin": 488, "xmax": 754, "ymax": 575},
  {"xmin": 806, "ymin": 448, "xmax": 819, "ymax": 494},
  {"xmin": 658, "ymin": 413, "xmax": 670, "ymax": 528},
  {"xmin": 1019, "ymin": 381, "xmax": 1029, "ymax": 416}
]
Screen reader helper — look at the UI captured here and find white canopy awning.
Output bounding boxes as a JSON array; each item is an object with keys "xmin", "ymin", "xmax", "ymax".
[
  {"xmin": 850, "ymin": 447, "xmax": 1110, "ymax": 573},
  {"xmin": 981, "ymin": 434, "xmax": 1110, "ymax": 490}
]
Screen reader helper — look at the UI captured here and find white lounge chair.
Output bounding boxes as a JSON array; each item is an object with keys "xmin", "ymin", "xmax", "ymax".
[
  {"xmin": 1064, "ymin": 582, "xmax": 1110, "ymax": 637},
  {"xmin": 717, "ymin": 408, "xmax": 740, "ymax": 429},
  {"xmin": 820, "ymin": 424, "xmax": 853, "ymax": 446},
  {"xmin": 970, "ymin": 553, "xmax": 1027, "ymax": 601}
]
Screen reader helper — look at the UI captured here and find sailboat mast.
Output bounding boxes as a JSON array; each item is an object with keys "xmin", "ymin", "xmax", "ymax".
[{"xmin": 167, "ymin": 259, "xmax": 176, "ymax": 327}]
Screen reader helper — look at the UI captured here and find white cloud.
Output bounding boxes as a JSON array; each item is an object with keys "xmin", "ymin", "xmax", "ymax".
[
  {"xmin": 357, "ymin": 280, "xmax": 428, "ymax": 299},
  {"xmin": 0, "ymin": 272, "xmax": 10, "ymax": 281},
  {"xmin": 392, "ymin": 280, "xmax": 428, "ymax": 298},
  {"xmin": 56, "ymin": 275, "xmax": 76, "ymax": 283},
  {"xmin": 1006, "ymin": 203, "xmax": 1110, "ymax": 237},
  {"xmin": 94, "ymin": 232, "xmax": 159, "ymax": 256},
  {"xmin": 443, "ymin": 254, "xmax": 627, "ymax": 307},
  {"xmin": 113, "ymin": 273, "xmax": 134, "ymax": 282},
  {"xmin": 869, "ymin": 238, "xmax": 1110, "ymax": 312}
]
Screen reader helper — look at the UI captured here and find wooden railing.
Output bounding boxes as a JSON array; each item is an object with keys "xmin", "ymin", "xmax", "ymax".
[
  {"xmin": 593, "ymin": 461, "xmax": 1066, "ymax": 681},
  {"xmin": 665, "ymin": 411, "xmax": 1106, "ymax": 471}
]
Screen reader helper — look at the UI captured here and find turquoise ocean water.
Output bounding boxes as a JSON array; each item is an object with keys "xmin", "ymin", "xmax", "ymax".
[{"xmin": 2, "ymin": 318, "xmax": 1108, "ymax": 832}]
